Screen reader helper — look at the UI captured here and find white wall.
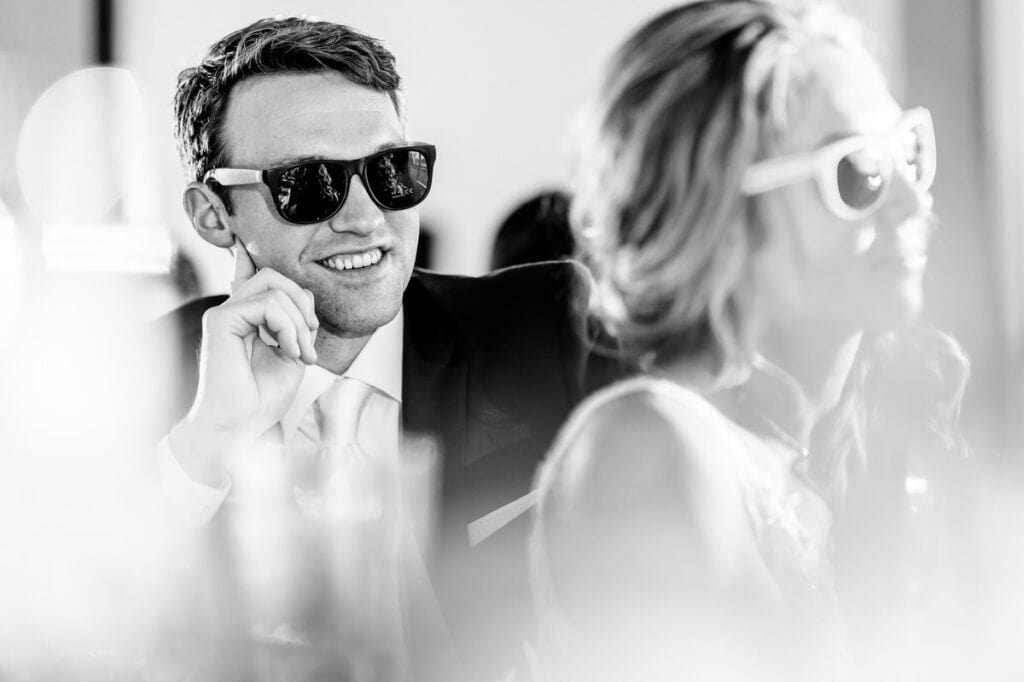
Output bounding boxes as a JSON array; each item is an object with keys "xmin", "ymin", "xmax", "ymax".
[
  {"xmin": 981, "ymin": 0, "xmax": 1024, "ymax": 450},
  {"xmin": 118, "ymin": 0, "xmax": 904, "ymax": 289},
  {"xmin": 901, "ymin": 0, "xmax": 1007, "ymax": 452},
  {"xmin": 0, "ymin": 0, "xmax": 92, "ymax": 226}
]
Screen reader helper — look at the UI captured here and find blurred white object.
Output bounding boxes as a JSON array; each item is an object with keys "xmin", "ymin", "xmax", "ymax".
[
  {"xmin": 16, "ymin": 66, "xmax": 171, "ymax": 275},
  {"xmin": 0, "ymin": 195, "xmax": 23, "ymax": 351},
  {"xmin": 41, "ymin": 221, "xmax": 171, "ymax": 274},
  {"xmin": 905, "ymin": 475, "xmax": 929, "ymax": 496},
  {"xmin": 17, "ymin": 67, "xmax": 152, "ymax": 223}
]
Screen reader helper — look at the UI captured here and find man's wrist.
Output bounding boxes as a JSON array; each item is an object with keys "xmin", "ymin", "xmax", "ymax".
[
  {"xmin": 156, "ymin": 435, "xmax": 231, "ymax": 526},
  {"xmin": 167, "ymin": 418, "xmax": 252, "ymax": 487}
]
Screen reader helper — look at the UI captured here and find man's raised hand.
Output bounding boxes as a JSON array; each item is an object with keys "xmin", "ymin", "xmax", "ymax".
[{"xmin": 167, "ymin": 242, "xmax": 320, "ymax": 486}]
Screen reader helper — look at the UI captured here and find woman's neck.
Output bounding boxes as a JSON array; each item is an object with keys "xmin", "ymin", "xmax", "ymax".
[
  {"xmin": 654, "ymin": 322, "xmax": 863, "ymax": 449},
  {"xmin": 752, "ymin": 320, "xmax": 863, "ymax": 444}
]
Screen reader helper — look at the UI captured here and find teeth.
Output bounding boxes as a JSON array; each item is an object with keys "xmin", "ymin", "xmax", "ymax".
[{"xmin": 321, "ymin": 248, "xmax": 383, "ymax": 271}]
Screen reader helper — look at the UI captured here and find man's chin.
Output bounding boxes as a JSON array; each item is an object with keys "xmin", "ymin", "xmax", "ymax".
[{"xmin": 318, "ymin": 303, "xmax": 401, "ymax": 339}]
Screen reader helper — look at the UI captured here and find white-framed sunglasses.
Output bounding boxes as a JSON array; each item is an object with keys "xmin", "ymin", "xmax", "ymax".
[{"xmin": 741, "ymin": 107, "xmax": 935, "ymax": 221}]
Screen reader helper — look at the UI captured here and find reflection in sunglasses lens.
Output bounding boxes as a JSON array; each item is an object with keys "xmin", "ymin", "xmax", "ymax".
[
  {"xmin": 276, "ymin": 163, "xmax": 344, "ymax": 223},
  {"xmin": 837, "ymin": 147, "xmax": 886, "ymax": 210},
  {"xmin": 368, "ymin": 149, "xmax": 430, "ymax": 209}
]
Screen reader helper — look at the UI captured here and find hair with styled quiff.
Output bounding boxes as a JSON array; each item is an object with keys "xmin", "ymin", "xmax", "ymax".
[
  {"xmin": 572, "ymin": 0, "xmax": 862, "ymax": 382},
  {"xmin": 173, "ymin": 16, "xmax": 404, "ymax": 185}
]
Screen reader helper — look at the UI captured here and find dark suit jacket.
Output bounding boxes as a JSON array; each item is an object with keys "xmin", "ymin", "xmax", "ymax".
[{"xmin": 152, "ymin": 261, "xmax": 626, "ymax": 680}]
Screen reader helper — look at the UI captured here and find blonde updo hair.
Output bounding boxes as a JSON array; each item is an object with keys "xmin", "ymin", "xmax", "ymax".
[{"xmin": 573, "ymin": 0, "xmax": 864, "ymax": 381}]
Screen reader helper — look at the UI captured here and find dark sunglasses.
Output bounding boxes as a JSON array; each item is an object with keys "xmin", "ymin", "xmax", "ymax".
[{"xmin": 204, "ymin": 143, "xmax": 436, "ymax": 224}]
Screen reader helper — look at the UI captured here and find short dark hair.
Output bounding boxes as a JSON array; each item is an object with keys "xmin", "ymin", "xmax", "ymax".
[{"xmin": 173, "ymin": 17, "xmax": 403, "ymax": 185}]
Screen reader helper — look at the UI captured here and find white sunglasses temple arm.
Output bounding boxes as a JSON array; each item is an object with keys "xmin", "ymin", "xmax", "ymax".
[
  {"xmin": 742, "ymin": 109, "xmax": 933, "ymax": 197},
  {"xmin": 204, "ymin": 168, "xmax": 262, "ymax": 187},
  {"xmin": 741, "ymin": 154, "xmax": 820, "ymax": 196}
]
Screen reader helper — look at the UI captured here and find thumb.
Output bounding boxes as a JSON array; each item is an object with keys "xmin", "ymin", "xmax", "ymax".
[{"xmin": 231, "ymin": 238, "xmax": 258, "ymax": 293}]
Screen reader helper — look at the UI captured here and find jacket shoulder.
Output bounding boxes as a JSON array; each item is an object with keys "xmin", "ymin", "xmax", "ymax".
[{"xmin": 411, "ymin": 261, "xmax": 588, "ymax": 319}]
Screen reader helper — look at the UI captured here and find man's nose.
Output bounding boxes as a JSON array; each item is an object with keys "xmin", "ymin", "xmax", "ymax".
[{"xmin": 328, "ymin": 176, "xmax": 385, "ymax": 234}]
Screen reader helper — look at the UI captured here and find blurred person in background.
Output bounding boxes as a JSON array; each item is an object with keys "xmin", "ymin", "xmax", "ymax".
[
  {"xmin": 530, "ymin": 1, "xmax": 970, "ymax": 680},
  {"xmin": 490, "ymin": 190, "xmax": 575, "ymax": 270},
  {"xmin": 153, "ymin": 16, "xmax": 624, "ymax": 681}
]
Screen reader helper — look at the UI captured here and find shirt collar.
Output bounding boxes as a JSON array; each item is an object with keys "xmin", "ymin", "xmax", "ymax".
[{"xmin": 279, "ymin": 308, "xmax": 404, "ymax": 438}]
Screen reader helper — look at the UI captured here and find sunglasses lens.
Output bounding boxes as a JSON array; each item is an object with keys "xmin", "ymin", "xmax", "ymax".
[
  {"xmin": 836, "ymin": 146, "xmax": 888, "ymax": 212},
  {"xmin": 273, "ymin": 163, "xmax": 345, "ymax": 223},
  {"xmin": 365, "ymin": 148, "xmax": 433, "ymax": 210}
]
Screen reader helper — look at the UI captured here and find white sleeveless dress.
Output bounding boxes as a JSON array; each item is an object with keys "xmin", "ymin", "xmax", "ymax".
[{"xmin": 530, "ymin": 376, "xmax": 846, "ymax": 681}]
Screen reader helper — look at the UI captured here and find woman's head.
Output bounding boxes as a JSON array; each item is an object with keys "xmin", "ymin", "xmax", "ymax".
[{"xmin": 574, "ymin": 0, "xmax": 934, "ymax": 378}]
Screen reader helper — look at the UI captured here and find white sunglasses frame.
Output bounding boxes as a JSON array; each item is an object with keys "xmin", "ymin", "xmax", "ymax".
[{"xmin": 741, "ymin": 107, "xmax": 936, "ymax": 221}]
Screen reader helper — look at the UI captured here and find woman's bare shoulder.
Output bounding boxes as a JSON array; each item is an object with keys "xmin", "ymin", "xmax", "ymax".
[
  {"xmin": 534, "ymin": 376, "xmax": 767, "ymax": 601},
  {"xmin": 537, "ymin": 376, "xmax": 743, "ymax": 511}
]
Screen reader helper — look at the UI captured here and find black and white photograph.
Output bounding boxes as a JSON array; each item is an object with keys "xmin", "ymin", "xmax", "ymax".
[{"xmin": 1, "ymin": 1, "xmax": 1023, "ymax": 680}]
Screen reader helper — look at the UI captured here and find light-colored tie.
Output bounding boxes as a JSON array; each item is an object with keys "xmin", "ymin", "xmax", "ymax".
[
  {"xmin": 292, "ymin": 376, "xmax": 378, "ymax": 521},
  {"xmin": 289, "ymin": 376, "xmax": 409, "ymax": 681},
  {"xmin": 317, "ymin": 376, "xmax": 372, "ymax": 448}
]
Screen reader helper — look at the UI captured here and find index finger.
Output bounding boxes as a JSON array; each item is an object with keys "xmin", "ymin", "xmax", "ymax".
[{"xmin": 231, "ymin": 238, "xmax": 258, "ymax": 293}]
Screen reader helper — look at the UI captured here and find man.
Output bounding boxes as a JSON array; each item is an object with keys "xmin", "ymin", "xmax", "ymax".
[{"xmin": 154, "ymin": 16, "xmax": 623, "ymax": 681}]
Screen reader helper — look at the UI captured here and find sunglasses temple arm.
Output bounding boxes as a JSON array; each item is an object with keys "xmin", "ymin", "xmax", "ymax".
[
  {"xmin": 205, "ymin": 168, "xmax": 263, "ymax": 186},
  {"xmin": 741, "ymin": 155, "xmax": 821, "ymax": 196}
]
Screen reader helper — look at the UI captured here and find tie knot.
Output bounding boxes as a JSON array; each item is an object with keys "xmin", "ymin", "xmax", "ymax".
[{"xmin": 316, "ymin": 376, "xmax": 374, "ymax": 447}]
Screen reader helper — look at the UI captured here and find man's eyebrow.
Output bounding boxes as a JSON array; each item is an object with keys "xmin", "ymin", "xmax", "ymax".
[{"xmin": 270, "ymin": 141, "xmax": 409, "ymax": 167}]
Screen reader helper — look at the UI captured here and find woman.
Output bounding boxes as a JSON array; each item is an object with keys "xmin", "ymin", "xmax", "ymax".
[{"xmin": 530, "ymin": 1, "xmax": 969, "ymax": 679}]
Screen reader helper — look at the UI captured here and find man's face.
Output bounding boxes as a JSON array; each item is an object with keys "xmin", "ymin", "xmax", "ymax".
[{"xmin": 219, "ymin": 71, "xmax": 418, "ymax": 338}]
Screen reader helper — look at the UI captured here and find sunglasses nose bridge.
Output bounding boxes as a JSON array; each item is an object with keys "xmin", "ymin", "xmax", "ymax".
[
  {"xmin": 877, "ymin": 153, "xmax": 931, "ymax": 223},
  {"xmin": 327, "ymin": 173, "xmax": 386, "ymax": 233}
]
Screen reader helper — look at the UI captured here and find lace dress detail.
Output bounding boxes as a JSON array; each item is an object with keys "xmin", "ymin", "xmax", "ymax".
[{"xmin": 737, "ymin": 458, "xmax": 846, "ymax": 660}]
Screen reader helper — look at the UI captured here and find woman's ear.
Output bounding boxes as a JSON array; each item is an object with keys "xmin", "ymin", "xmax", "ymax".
[{"xmin": 183, "ymin": 182, "xmax": 234, "ymax": 248}]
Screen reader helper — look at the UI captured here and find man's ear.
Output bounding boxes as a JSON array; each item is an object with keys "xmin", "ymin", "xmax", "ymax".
[{"xmin": 183, "ymin": 182, "xmax": 234, "ymax": 248}]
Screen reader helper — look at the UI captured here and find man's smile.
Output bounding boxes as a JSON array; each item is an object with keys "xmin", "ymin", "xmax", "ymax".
[{"xmin": 317, "ymin": 247, "xmax": 384, "ymax": 271}]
